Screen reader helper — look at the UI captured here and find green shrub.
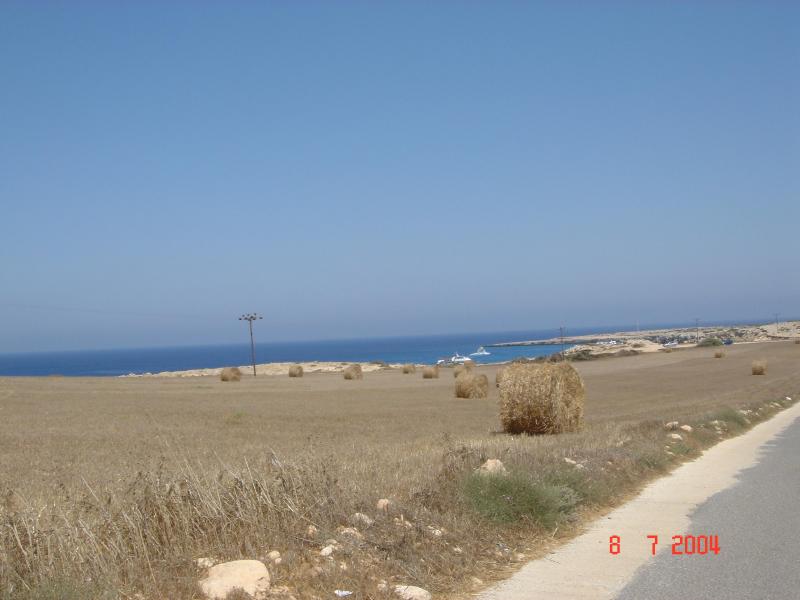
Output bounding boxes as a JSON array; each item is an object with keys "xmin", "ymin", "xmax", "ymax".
[
  {"xmin": 697, "ymin": 337, "xmax": 723, "ymax": 347},
  {"xmin": 461, "ymin": 472, "xmax": 578, "ymax": 527}
]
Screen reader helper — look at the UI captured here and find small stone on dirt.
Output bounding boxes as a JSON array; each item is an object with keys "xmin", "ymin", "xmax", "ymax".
[
  {"xmin": 198, "ymin": 559, "xmax": 270, "ymax": 600},
  {"xmin": 337, "ymin": 526, "xmax": 364, "ymax": 541},
  {"xmin": 668, "ymin": 433, "xmax": 683, "ymax": 441},
  {"xmin": 351, "ymin": 512, "xmax": 374, "ymax": 527},
  {"xmin": 376, "ymin": 498, "xmax": 391, "ymax": 512},
  {"xmin": 394, "ymin": 585, "xmax": 432, "ymax": 600},
  {"xmin": 680, "ymin": 425, "xmax": 693, "ymax": 432}
]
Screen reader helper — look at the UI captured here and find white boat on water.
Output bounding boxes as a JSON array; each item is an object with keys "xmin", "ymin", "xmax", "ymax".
[
  {"xmin": 470, "ymin": 346, "xmax": 490, "ymax": 356},
  {"xmin": 437, "ymin": 353, "xmax": 472, "ymax": 365}
]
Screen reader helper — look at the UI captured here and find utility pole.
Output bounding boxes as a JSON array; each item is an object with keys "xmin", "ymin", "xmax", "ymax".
[
  {"xmin": 774, "ymin": 313, "xmax": 780, "ymax": 336},
  {"xmin": 695, "ymin": 318, "xmax": 700, "ymax": 344},
  {"xmin": 559, "ymin": 325, "xmax": 566, "ymax": 358},
  {"xmin": 239, "ymin": 313, "xmax": 263, "ymax": 377}
]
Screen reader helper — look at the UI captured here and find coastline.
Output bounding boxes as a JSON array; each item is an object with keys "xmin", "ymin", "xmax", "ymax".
[
  {"xmin": 118, "ymin": 360, "xmax": 396, "ymax": 378},
  {"xmin": 118, "ymin": 320, "xmax": 800, "ymax": 378},
  {"xmin": 491, "ymin": 320, "xmax": 800, "ymax": 359}
]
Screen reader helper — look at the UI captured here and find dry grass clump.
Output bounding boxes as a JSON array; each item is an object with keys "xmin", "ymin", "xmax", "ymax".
[
  {"xmin": 421, "ymin": 365, "xmax": 439, "ymax": 379},
  {"xmin": 713, "ymin": 350, "xmax": 726, "ymax": 359},
  {"xmin": 402, "ymin": 363, "xmax": 416, "ymax": 374},
  {"xmin": 455, "ymin": 372, "xmax": 489, "ymax": 399},
  {"xmin": 751, "ymin": 360, "xmax": 767, "ymax": 375},
  {"xmin": 343, "ymin": 364, "xmax": 363, "ymax": 380},
  {"xmin": 499, "ymin": 362, "xmax": 585, "ymax": 435},
  {"xmin": 795, "ymin": 339, "xmax": 800, "ymax": 344},
  {"xmin": 288, "ymin": 364, "xmax": 304, "ymax": 378},
  {"xmin": 495, "ymin": 367, "xmax": 507, "ymax": 387},
  {"xmin": 220, "ymin": 367, "xmax": 242, "ymax": 382}
]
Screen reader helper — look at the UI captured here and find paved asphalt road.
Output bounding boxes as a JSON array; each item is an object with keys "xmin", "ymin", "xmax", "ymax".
[{"xmin": 616, "ymin": 416, "xmax": 800, "ymax": 600}]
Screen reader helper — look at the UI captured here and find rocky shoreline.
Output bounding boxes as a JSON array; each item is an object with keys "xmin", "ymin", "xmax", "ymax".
[{"xmin": 490, "ymin": 321, "xmax": 800, "ymax": 359}]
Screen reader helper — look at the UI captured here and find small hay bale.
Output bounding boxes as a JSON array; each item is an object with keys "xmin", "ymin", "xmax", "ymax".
[
  {"xmin": 402, "ymin": 363, "xmax": 416, "ymax": 374},
  {"xmin": 288, "ymin": 364, "xmax": 304, "ymax": 378},
  {"xmin": 220, "ymin": 367, "xmax": 242, "ymax": 382},
  {"xmin": 495, "ymin": 367, "xmax": 507, "ymax": 388},
  {"xmin": 453, "ymin": 362, "xmax": 474, "ymax": 378},
  {"xmin": 499, "ymin": 362, "xmax": 585, "ymax": 435},
  {"xmin": 713, "ymin": 350, "xmax": 725, "ymax": 359},
  {"xmin": 422, "ymin": 365, "xmax": 439, "ymax": 379},
  {"xmin": 343, "ymin": 364, "xmax": 363, "ymax": 380},
  {"xmin": 751, "ymin": 360, "xmax": 767, "ymax": 375},
  {"xmin": 455, "ymin": 372, "xmax": 489, "ymax": 399}
]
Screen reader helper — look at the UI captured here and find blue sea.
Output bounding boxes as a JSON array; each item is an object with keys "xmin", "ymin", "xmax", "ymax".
[{"xmin": 0, "ymin": 320, "xmax": 767, "ymax": 377}]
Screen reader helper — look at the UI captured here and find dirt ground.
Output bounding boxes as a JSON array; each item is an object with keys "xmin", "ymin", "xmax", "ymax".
[{"xmin": 1, "ymin": 340, "xmax": 797, "ymax": 499}]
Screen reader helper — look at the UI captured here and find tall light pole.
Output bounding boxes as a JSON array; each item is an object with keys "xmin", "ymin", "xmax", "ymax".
[
  {"xmin": 695, "ymin": 318, "xmax": 700, "ymax": 344},
  {"xmin": 774, "ymin": 313, "xmax": 780, "ymax": 336},
  {"xmin": 239, "ymin": 313, "xmax": 262, "ymax": 377},
  {"xmin": 559, "ymin": 325, "xmax": 566, "ymax": 358}
]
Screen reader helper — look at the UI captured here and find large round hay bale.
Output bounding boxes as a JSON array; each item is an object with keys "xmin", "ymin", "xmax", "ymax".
[
  {"xmin": 453, "ymin": 362, "xmax": 474, "ymax": 378},
  {"xmin": 343, "ymin": 364, "xmax": 363, "ymax": 380},
  {"xmin": 751, "ymin": 360, "xmax": 767, "ymax": 375},
  {"xmin": 455, "ymin": 372, "xmax": 489, "ymax": 399},
  {"xmin": 288, "ymin": 364, "xmax": 304, "ymax": 378},
  {"xmin": 498, "ymin": 362, "xmax": 585, "ymax": 434},
  {"xmin": 713, "ymin": 350, "xmax": 725, "ymax": 359},
  {"xmin": 422, "ymin": 365, "xmax": 439, "ymax": 379},
  {"xmin": 495, "ymin": 367, "xmax": 507, "ymax": 388},
  {"xmin": 220, "ymin": 367, "xmax": 242, "ymax": 382},
  {"xmin": 402, "ymin": 363, "xmax": 416, "ymax": 374}
]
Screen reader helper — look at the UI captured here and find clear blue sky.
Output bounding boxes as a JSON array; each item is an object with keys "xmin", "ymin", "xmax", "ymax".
[{"xmin": 1, "ymin": 2, "xmax": 798, "ymax": 353}]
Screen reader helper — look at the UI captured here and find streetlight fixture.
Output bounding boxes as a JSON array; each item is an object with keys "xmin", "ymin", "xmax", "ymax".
[{"xmin": 239, "ymin": 313, "xmax": 263, "ymax": 377}]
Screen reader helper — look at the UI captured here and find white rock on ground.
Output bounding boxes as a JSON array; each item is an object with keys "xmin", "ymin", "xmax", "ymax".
[
  {"xmin": 320, "ymin": 545, "xmax": 335, "ymax": 557},
  {"xmin": 195, "ymin": 557, "xmax": 215, "ymax": 569},
  {"xmin": 306, "ymin": 524, "xmax": 318, "ymax": 538},
  {"xmin": 337, "ymin": 526, "xmax": 363, "ymax": 541},
  {"xmin": 664, "ymin": 421, "xmax": 679, "ymax": 430},
  {"xmin": 477, "ymin": 459, "xmax": 507, "ymax": 475},
  {"xmin": 563, "ymin": 457, "xmax": 577, "ymax": 465},
  {"xmin": 198, "ymin": 560, "xmax": 270, "ymax": 600},
  {"xmin": 680, "ymin": 424, "xmax": 693, "ymax": 432},
  {"xmin": 668, "ymin": 433, "xmax": 683, "ymax": 441},
  {"xmin": 394, "ymin": 585, "xmax": 432, "ymax": 600},
  {"xmin": 376, "ymin": 498, "xmax": 391, "ymax": 512},
  {"xmin": 350, "ymin": 512, "xmax": 374, "ymax": 527},
  {"xmin": 266, "ymin": 550, "xmax": 281, "ymax": 562}
]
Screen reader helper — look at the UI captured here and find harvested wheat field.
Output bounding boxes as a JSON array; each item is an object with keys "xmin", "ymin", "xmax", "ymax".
[{"xmin": 0, "ymin": 341, "xmax": 798, "ymax": 599}]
